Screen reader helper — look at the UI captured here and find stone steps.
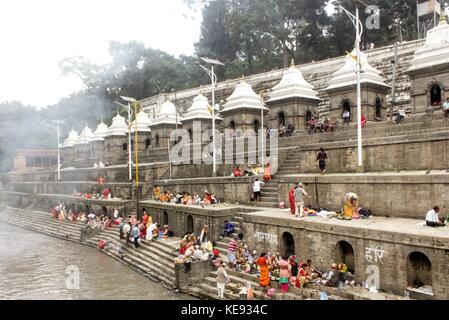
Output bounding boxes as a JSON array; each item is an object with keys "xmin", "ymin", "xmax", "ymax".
[{"xmin": 2, "ymin": 207, "xmax": 180, "ymax": 291}]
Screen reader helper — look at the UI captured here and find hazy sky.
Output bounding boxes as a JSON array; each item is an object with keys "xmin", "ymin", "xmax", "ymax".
[{"xmin": 0, "ymin": 0, "xmax": 203, "ymax": 108}]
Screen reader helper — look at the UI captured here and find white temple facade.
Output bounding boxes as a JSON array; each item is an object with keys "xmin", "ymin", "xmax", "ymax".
[
  {"xmin": 221, "ymin": 80, "xmax": 267, "ymax": 132},
  {"xmin": 408, "ymin": 16, "xmax": 449, "ymax": 113},
  {"xmin": 325, "ymin": 47, "xmax": 391, "ymax": 121},
  {"xmin": 267, "ymin": 63, "xmax": 321, "ymax": 131}
]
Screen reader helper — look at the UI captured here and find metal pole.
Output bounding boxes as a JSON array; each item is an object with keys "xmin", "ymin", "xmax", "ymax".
[
  {"xmin": 260, "ymin": 91, "xmax": 265, "ymax": 166},
  {"xmin": 134, "ymin": 103, "xmax": 139, "ymax": 219},
  {"xmin": 211, "ymin": 65, "xmax": 217, "ymax": 177},
  {"xmin": 57, "ymin": 124, "xmax": 61, "ymax": 181},
  {"xmin": 417, "ymin": 0, "xmax": 420, "ymax": 39},
  {"xmin": 175, "ymin": 91, "xmax": 178, "ymax": 143},
  {"xmin": 390, "ymin": 41, "xmax": 399, "ymax": 120},
  {"xmin": 356, "ymin": 3, "xmax": 363, "ymax": 169},
  {"xmin": 128, "ymin": 102, "xmax": 132, "ymax": 181}
]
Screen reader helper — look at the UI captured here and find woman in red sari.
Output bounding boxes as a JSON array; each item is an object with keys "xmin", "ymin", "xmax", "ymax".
[
  {"xmin": 289, "ymin": 186, "xmax": 296, "ymax": 215},
  {"xmin": 256, "ymin": 253, "xmax": 270, "ymax": 288}
]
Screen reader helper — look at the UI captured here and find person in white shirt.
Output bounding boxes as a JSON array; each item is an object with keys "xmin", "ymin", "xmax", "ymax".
[
  {"xmin": 342, "ymin": 110, "xmax": 351, "ymax": 125},
  {"xmin": 253, "ymin": 179, "xmax": 265, "ymax": 203},
  {"xmin": 426, "ymin": 206, "xmax": 446, "ymax": 227},
  {"xmin": 443, "ymin": 98, "xmax": 449, "ymax": 118}
]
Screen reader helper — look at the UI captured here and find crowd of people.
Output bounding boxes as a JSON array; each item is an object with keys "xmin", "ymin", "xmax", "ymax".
[
  {"xmin": 153, "ymin": 186, "xmax": 221, "ymax": 206},
  {"xmin": 118, "ymin": 210, "xmax": 175, "ymax": 249},
  {"xmin": 234, "ymin": 163, "xmax": 272, "ymax": 181},
  {"xmin": 220, "ymin": 232, "xmax": 357, "ymax": 298}
]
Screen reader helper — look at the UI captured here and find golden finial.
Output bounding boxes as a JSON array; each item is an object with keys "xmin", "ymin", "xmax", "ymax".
[{"xmin": 440, "ymin": 15, "xmax": 448, "ymax": 25}]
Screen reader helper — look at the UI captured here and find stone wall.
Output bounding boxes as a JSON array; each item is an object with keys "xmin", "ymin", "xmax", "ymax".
[
  {"xmin": 175, "ymin": 260, "xmax": 213, "ymax": 294},
  {"xmin": 139, "ymin": 201, "xmax": 243, "ymax": 240},
  {"xmin": 278, "ymin": 174, "xmax": 449, "ymax": 220},
  {"xmin": 240, "ymin": 212, "xmax": 449, "ymax": 299}
]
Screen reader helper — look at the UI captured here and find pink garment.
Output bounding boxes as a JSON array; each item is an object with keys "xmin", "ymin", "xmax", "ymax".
[{"xmin": 279, "ymin": 259, "xmax": 291, "ymax": 278}]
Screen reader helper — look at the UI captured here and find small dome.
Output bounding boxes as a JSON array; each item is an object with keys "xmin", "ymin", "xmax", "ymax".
[
  {"xmin": 75, "ymin": 126, "xmax": 94, "ymax": 145},
  {"xmin": 151, "ymin": 101, "xmax": 182, "ymax": 127},
  {"xmin": 410, "ymin": 16, "xmax": 449, "ymax": 71},
  {"xmin": 105, "ymin": 112, "xmax": 128, "ymax": 137},
  {"xmin": 325, "ymin": 48, "xmax": 390, "ymax": 91},
  {"xmin": 91, "ymin": 120, "xmax": 108, "ymax": 142},
  {"xmin": 62, "ymin": 130, "xmax": 79, "ymax": 148},
  {"xmin": 182, "ymin": 94, "xmax": 223, "ymax": 122},
  {"xmin": 131, "ymin": 111, "xmax": 152, "ymax": 133},
  {"xmin": 222, "ymin": 81, "xmax": 267, "ymax": 113},
  {"xmin": 268, "ymin": 64, "xmax": 320, "ymax": 103}
]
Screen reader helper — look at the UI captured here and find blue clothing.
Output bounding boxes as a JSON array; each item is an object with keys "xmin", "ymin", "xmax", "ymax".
[{"xmin": 132, "ymin": 226, "xmax": 139, "ymax": 238}]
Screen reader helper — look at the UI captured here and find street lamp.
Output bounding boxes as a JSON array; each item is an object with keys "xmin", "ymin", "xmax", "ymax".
[
  {"xmin": 120, "ymin": 96, "xmax": 141, "ymax": 218},
  {"xmin": 332, "ymin": 0, "xmax": 365, "ymax": 170},
  {"xmin": 42, "ymin": 120, "xmax": 65, "ymax": 181},
  {"xmin": 198, "ymin": 57, "xmax": 224, "ymax": 177}
]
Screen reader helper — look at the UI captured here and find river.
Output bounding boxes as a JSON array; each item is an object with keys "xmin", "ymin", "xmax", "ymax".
[{"xmin": 0, "ymin": 220, "xmax": 194, "ymax": 300}]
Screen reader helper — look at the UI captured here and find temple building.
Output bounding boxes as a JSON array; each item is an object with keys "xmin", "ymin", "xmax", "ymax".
[
  {"xmin": 89, "ymin": 120, "xmax": 108, "ymax": 163},
  {"xmin": 131, "ymin": 110, "xmax": 152, "ymax": 157},
  {"xmin": 149, "ymin": 101, "xmax": 182, "ymax": 149},
  {"xmin": 61, "ymin": 129, "xmax": 79, "ymax": 163},
  {"xmin": 221, "ymin": 80, "xmax": 268, "ymax": 134},
  {"xmin": 181, "ymin": 93, "xmax": 222, "ymax": 141},
  {"xmin": 408, "ymin": 16, "xmax": 449, "ymax": 113},
  {"xmin": 73, "ymin": 126, "xmax": 94, "ymax": 164},
  {"xmin": 266, "ymin": 62, "xmax": 321, "ymax": 131},
  {"xmin": 325, "ymin": 47, "xmax": 391, "ymax": 122},
  {"xmin": 103, "ymin": 112, "xmax": 129, "ymax": 164}
]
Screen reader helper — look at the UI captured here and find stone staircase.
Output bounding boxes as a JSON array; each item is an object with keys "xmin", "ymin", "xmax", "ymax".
[
  {"xmin": 256, "ymin": 179, "xmax": 279, "ymax": 209},
  {"xmin": 1, "ymin": 207, "xmax": 180, "ymax": 290}
]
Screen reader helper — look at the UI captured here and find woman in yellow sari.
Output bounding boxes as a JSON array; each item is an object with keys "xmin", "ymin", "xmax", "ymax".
[
  {"xmin": 256, "ymin": 253, "xmax": 270, "ymax": 288},
  {"xmin": 341, "ymin": 192, "xmax": 359, "ymax": 220}
]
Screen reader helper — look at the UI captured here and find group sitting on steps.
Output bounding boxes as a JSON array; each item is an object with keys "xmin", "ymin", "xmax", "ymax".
[{"xmin": 153, "ymin": 186, "xmax": 221, "ymax": 206}]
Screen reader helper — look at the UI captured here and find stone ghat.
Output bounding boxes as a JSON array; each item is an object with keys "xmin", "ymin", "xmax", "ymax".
[
  {"xmin": 141, "ymin": 39, "xmax": 423, "ymax": 117},
  {"xmin": 0, "ymin": 207, "xmax": 181, "ymax": 291},
  {"xmin": 147, "ymin": 172, "xmax": 449, "ymax": 220},
  {"xmin": 278, "ymin": 172, "xmax": 449, "ymax": 220},
  {"xmin": 239, "ymin": 209, "xmax": 449, "ymax": 299},
  {"xmin": 5, "ymin": 181, "xmax": 139, "ymax": 200},
  {"xmin": 5, "ymin": 191, "xmax": 136, "ymax": 216},
  {"xmin": 130, "ymin": 201, "xmax": 431, "ymax": 300}
]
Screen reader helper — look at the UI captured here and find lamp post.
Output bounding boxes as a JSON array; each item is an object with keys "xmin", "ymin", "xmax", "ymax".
[
  {"xmin": 332, "ymin": 0, "xmax": 365, "ymax": 169},
  {"xmin": 42, "ymin": 120, "xmax": 64, "ymax": 181},
  {"xmin": 121, "ymin": 96, "xmax": 140, "ymax": 218},
  {"xmin": 199, "ymin": 57, "xmax": 224, "ymax": 177}
]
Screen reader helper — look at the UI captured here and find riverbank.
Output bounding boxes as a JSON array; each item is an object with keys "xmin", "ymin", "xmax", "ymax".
[
  {"xmin": 0, "ymin": 216, "xmax": 192, "ymax": 300},
  {"xmin": 0, "ymin": 207, "xmax": 188, "ymax": 296}
]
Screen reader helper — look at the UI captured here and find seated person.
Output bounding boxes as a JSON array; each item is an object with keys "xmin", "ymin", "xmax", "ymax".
[
  {"xmin": 306, "ymin": 117, "xmax": 317, "ymax": 135},
  {"xmin": 203, "ymin": 190, "xmax": 213, "ymax": 205},
  {"xmin": 305, "ymin": 259, "xmax": 321, "ymax": 278},
  {"xmin": 244, "ymin": 165, "xmax": 254, "ymax": 177},
  {"xmin": 252, "ymin": 164, "xmax": 264, "ymax": 176},
  {"xmin": 279, "ymin": 124, "xmax": 286, "ymax": 137},
  {"xmin": 328, "ymin": 117, "xmax": 337, "ymax": 132},
  {"xmin": 322, "ymin": 263, "xmax": 340, "ymax": 287},
  {"xmin": 233, "ymin": 166, "xmax": 244, "ymax": 177},
  {"xmin": 342, "ymin": 110, "xmax": 351, "ymax": 125},
  {"xmin": 175, "ymin": 192, "xmax": 184, "ymax": 204},
  {"xmin": 322, "ymin": 118, "xmax": 330, "ymax": 132},
  {"xmin": 395, "ymin": 107, "xmax": 406, "ymax": 124},
  {"xmin": 426, "ymin": 206, "xmax": 446, "ymax": 227},
  {"xmin": 285, "ymin": 124, "xmax": 294, "ymax": 137},
  {"xmin": 183, "ymin": 193, "xmax": 193, "ymax": 205},
  {"xmin": 296, "ymin": 262, "xmax": 309, "ymax": 288},
  {"xmin": 193, "ymin": 193, "xmax": 201, "ymax": 205},
  {"xmin": 223, "ymin": 220, "xmax": 235, "ymax": 238}
]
